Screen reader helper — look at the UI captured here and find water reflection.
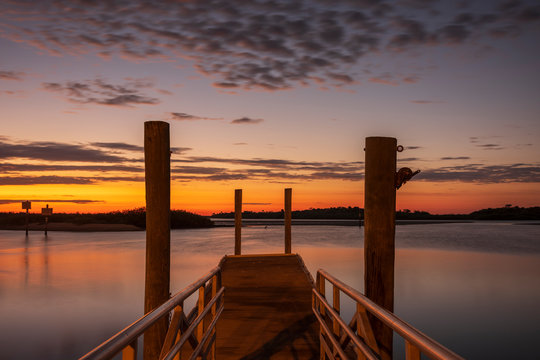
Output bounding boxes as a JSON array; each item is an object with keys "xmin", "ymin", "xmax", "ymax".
[
  {"xmin": 23, "ymin": 235, "xmax": 29, "ymax": 287},
  {"xmin": 0, "ymin": 223, "xmax": 539, "ymax": 359}
]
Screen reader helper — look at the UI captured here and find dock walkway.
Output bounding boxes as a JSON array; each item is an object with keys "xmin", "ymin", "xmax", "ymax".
[{"xmin": 216, "ymin": 254, "xmax": 319, "ymax": 359}]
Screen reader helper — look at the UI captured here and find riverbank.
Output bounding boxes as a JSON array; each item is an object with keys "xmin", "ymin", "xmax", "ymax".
[
  {"xmin": 211, "ymin": 218, "xmax": 473, "ymax": 226},
  {"xmin": 1, "ymin": 222, "xmax": 143, "ymax": 232}
]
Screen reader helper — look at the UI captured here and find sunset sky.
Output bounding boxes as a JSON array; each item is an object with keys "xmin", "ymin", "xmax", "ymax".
[{"xmin": 1, "ymin": 0, "xmax": 539, "ymax": 215}]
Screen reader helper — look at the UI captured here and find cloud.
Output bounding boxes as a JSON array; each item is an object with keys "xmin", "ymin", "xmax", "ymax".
[
  {"xmin": 171, "ymin": 155, "xmax": 364, "ymax": 182},
  {"xmin": 0, "ymin": 175, "xmax": 144, "ymax": 185},
  {"xmin": 170, "ymin": 112, "xmax": 222, "ymax": 121},
  {"xmin": 171, "ymin": 147, "xmax": 192, "ymax": 155},
  {"xmin": 90, "ymin": 141, "xmax": 193, "ymax": 156},
  {"xmin": 440, "ymin": 156, "xmax": 471, "ymax": 160},
  {"xmin": 2, "ymin": 136, "xmax": 536, "ymax": 185},
  {"xmin": 369, "ymin": 73, "xmax": 420, "ymax": 86},
  {"xmin": 230, "ymin": 117, "xmax": 264, "ymax": 125},
  {"xmin": 410, "ymin": 100, "xmax": 445, "ymax": 104},
  {"xmin": 2, "ymin": 1, "xmax": 538, "ymax": 91},
  {"xmin": 91, "ymin": 142, "xmax": 143, "ymax": 152},
  {"xmin": 0, "ymin": 199, "xmax": 103, "ymax": 205},
  {"xmin": 406, "ymin": 146, "xmax": 423, "ymax": 150},
  {"xmin": 0, "ymin": 70, "xmax": 25, "ymax": 81},
  {"xmin": 42, "ymin": 78, "xmax": 159, "ymax": 106},
  {"xmin": 0, "ymin": 139, "xmax": 129, "ymax": 163},
  {"xmin": 477, "ymin": 143, "xmax": 505, "ymax": 150},
  {"xmin": 0, "ymin": 137, "xmax": 192, "ymax": 175},
  {"xmin": 0, "ymin": 176, "xmax": 94, "ymax": 185},
  {"xmin": 0, "ymin": 163, "xmax": 143, "ymax": 173},
  {"xmin": 172, "ymin": 166, "xmax": 228, "ymax": 175},
  {"xmin": 419, "ymin": 163, "xmax": 540, "ymax": 183}
]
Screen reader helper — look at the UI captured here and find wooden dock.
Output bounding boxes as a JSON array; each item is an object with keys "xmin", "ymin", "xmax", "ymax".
[{"xmin": 215, "ymin": 254, "xmax": 319, "ymax": 359}]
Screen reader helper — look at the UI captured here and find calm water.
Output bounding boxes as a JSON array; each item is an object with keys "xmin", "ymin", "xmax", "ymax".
[{"xmin": 1, "ymin": 222, "xmax": 539, "ymax": 359}]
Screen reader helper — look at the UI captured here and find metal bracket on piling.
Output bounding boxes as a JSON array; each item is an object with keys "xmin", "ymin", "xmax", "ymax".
[{"xmin": 395, "ymin": 168, "xmax": 420, "ymax": 189}]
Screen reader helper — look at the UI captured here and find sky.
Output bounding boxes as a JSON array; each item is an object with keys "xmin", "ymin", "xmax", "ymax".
[{"xmin": 0, "ymin": 0, "xmax": 539, "ymax": 215}]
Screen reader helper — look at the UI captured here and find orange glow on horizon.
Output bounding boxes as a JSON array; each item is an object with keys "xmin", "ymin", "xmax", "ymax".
[{"xmin": 1, "ymin": 178, "xmax": 538, "ymax": 216}]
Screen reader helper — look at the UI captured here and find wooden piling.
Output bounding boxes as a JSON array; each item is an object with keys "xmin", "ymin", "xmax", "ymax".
[
  {"xmin": 363, "ymin": 136, "xmax": 397, "ymax": 360},
  {"xmin": 143, "ymin": 121, "xmax": 171, "ymax": 360},
  {"xmin": 234, "ymin": 189, "xmax": 242, "ymax": 255},
  {"xmin": 284, "ymin": 188, "xmax": 292, "ymax": 254},
  {"xmin": 25, "ymin": 208, "xmax": 29, "ymax": 236},
  {"xmin": 23, "ymin": 201, "xmax": 30, "ymax": 236}
]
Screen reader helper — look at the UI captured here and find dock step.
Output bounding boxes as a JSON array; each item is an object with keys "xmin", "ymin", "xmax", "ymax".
[{"xmin": 216, "ymin": 254, "xmax": 319, "ymax": 359}]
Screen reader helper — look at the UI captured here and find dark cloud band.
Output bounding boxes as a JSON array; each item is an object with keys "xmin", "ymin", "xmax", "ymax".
[{"xmin": 1, "ymin": 1, "xmax": 538, "ymax": 91}]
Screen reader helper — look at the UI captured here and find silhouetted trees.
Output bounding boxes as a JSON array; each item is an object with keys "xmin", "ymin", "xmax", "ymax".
[
  {"xmin": 1, "ymin": 205, "xmax": 538, "ymax": 229},
  {"xmin": 0, "ymin": 208, "xmax": 213, "ymax": 229},
  {"xmin": 212, "ymin": 206, "xmax": 540, "ymax": 220},
  {"xmin": 212, "ymin": 206, "xmax": 363, "ymax": 219}
]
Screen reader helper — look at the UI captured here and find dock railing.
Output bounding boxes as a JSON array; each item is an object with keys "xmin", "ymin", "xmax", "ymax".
[
  {"xmin": 314, "ymin": 269, "xmax": 464, "ymax": 360},
  {"xmin": 80, "ymin": 266, "xmax": 224, "ymax": 360}
]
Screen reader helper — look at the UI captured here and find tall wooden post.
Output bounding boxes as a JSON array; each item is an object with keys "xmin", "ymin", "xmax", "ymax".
[
  {"xmin": 364, "ymin": 136, "xmax": 396, "ymax": 360},
  {"xmin": 22, "ymin": 201, "xmax": 31, "ymax": 236},
  {"xmin": 41, "ymin": 204, "xmax": 52, "ymax": 236},
  {"xmin": 235, "ymin": 189, "xmax": 242, "ymax": 255},
  {"xmin": 284, "ymin": 188, "xmax": 292, "ymax": 254},
  {"xmin": 144, "ymin": 121, "xmax": 171, "ymax": 360}
]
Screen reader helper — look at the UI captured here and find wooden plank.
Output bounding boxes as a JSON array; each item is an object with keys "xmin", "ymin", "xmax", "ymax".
[
  {"xmin": 216, "ymin": 254, "xmax": 319, "ymax": 359},
  {"xmin": 160, "ymin": 304, "xmax": 184, "ymax": 360},
  {"xmin": 356, "ymin": 304, "xmax": 380, "ymax": 355}
]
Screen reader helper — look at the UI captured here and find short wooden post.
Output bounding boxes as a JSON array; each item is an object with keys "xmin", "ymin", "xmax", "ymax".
[
  {"xmin": 332, "ymin": 285, "xmax": 340, "ymax": 337},
  {"xmin": 405, "ymin": 341, "xmax": 421, "ymax": 360},
  {"xmin": 210, "ymin": 274, "xmax": 217, "ymax": 360},
  {"xmin": 284, "ymin": 188, "xmax": 292, "ymax": 254},
  {"xmin": 197, "ymin": 285, "xmax": 205, "ymax": 360},
  {"xmin": 122, "ymin": 340, "xmax": 138, "ymax": 360},
  {"xmin": 234, "ymin": 189, "xmax": 242, "ymax": 255},
  {"xmin": 143, "ymin": 121, "xmax": 171, "ymax": 360},
  {"xmin": 364, "ymin": 136, "xmax": 397, "ymax": 360},
  {"xmin": 317, "ymin": 273, "xmax": 326, "ymax": 360}
]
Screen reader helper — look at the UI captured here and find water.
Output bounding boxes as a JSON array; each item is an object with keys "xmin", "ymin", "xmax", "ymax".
[{"xmin": 1, "ymin": 222, "xmax": 539, "ymax": 359}]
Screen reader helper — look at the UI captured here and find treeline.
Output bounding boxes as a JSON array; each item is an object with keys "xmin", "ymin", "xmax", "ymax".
[
  {"xmin": 212, "ymin": 207, "xmax": 363, "ymax": 219},
  {"xmin": 212, "ymin": 206, "xmax": 540, "ymax": 220},
  {"xmin": 0, "ymin": 208, "xmax": 213, "ymax": 229}
]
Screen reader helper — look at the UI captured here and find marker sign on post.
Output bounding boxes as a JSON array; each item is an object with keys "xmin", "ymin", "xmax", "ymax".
[
  {"xmin": 41, "ymin": 205, "xmax": 53, "ymax": 216},
  {"xmin": 22, "ymin": 201, "xmax": 31, "ymax": 236},
  {"xmin": 42, "ymin": 204, "xmax": 53, "ymax": 236}
]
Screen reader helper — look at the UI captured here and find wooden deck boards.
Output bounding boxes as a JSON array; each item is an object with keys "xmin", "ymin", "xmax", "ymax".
[{"xmin": 216, "ymin": 254, "xmax": 319, "ymax": 360}]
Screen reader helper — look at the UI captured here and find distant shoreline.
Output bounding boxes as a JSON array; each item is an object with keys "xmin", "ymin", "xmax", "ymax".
[
  {"xmin": 0, "ymin": 222, "xmax": 143, "ymax": 232},
  {"xmin": 211, "ymin": 219, "xmax": 473, "ymax": 226},
  {"xmin": 2, "ymin": 219, "xmax": 537, "ymax": 232}
]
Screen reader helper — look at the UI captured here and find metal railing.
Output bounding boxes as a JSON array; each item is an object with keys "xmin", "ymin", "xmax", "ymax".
[
  {"xmin": 80, "ymin": 266, "xmax": 224, "ymax": 360},
  {"xmin": 313, "ymin": 269, "xmax": 464, "ymax": 360}
]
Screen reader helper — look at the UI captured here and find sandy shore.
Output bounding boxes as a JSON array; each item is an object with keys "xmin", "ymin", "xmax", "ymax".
[{"xmin": 1, "ymin": 222, "xmax": 143, "ymax": 232}]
